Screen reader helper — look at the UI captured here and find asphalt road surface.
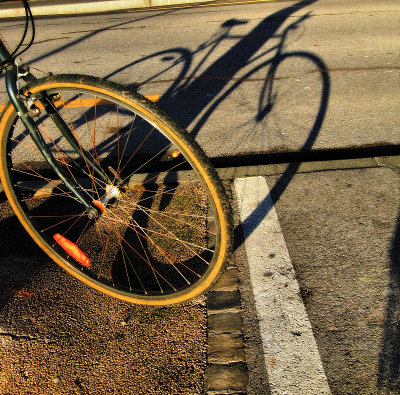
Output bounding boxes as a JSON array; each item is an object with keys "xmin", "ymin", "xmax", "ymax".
[{"xmin": 0, "ymin": 0, "xmax": 398, "ymax": 159}]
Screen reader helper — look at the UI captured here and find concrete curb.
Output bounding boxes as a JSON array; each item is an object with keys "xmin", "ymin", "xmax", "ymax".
[
  {"xmin": 206, "ymin": 264, "xmax": 248, "ymax": 395},
  {"xmin": 205, "ymin": 181, "xmax": 249, "ymax": 395},
  {"xmin": 0, "ymin": 0, "xmax": 230, "ymax": 18}
]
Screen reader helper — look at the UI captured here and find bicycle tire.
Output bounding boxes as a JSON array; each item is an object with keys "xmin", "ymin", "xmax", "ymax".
[{"xmin": 0, "ymin": 74, "xmax": 232, "ymax": 305}]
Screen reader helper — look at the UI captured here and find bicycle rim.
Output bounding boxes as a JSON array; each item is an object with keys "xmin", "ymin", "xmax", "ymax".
[{"xmin": 0, "ymin": 74, "xmax": 232, "ymax": 305}]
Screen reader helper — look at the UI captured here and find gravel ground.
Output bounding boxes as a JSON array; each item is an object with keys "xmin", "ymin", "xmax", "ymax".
[{"xmin": 0, "ymin": 197, "xmax": 207, "ymax": 395}]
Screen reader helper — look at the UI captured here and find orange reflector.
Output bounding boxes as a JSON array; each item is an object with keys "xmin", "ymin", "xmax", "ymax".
[
  {"xmin": 172, "ymin": 150, "xmax": 180, "ymax": 158},
  {"xmin": 53, "ymin": 233, "xmax": 90, "ymax": 267}
]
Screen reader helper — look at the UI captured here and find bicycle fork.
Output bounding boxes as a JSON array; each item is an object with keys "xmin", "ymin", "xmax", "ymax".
[{"xmin": 3, "ymin": 61, "xmax": 105, "ymax": 219}]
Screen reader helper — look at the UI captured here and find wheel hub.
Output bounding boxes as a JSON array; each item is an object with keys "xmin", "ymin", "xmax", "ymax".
[{"xmin": 89, "ymin": 184, "xmax": 121, "ymax": 219}]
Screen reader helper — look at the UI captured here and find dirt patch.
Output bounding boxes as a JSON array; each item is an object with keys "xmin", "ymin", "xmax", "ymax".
[{"xmin": 0, "ymin": 200, "xmax": 207, "ymax": 394}]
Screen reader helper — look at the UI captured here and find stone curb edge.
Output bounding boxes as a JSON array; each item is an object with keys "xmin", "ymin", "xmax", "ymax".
[
  {"xmin": 206, "ymin": 264, "xmax": 248, "ymax": 394},
  {"xmin": 205, "ymin": 181, "xmax": 248, "ymax": 395}
]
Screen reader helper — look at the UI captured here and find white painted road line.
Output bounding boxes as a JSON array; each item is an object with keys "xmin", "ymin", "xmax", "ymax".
[{"xmin": 234, "ymin": 176, "xmax": 331, "ymax": 394}]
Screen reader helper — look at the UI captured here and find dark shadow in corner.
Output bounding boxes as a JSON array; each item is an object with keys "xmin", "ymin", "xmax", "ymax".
[
  {"xmin": 378, "ymin": 211, "xmax": 400, "ymax": 391},
  {"xmin": 0, "ymin": 205, "xmax": 48, "ymax": 310}
]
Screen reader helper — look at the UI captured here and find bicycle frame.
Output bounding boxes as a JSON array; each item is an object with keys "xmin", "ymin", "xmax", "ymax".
[{"xmin": 0, "ymin": 39, "xmax": 106, "ymax": 217}]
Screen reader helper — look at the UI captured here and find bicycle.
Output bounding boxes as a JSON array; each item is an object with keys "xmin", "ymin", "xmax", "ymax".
[{"xmin": 0, "ymin": 0, "xmax": 233, "ymax": 305}]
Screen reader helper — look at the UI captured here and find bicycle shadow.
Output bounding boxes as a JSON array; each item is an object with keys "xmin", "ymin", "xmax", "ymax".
[{"xmin": 104, "ymin": 0, "xmax": 330, "ymax": 247}]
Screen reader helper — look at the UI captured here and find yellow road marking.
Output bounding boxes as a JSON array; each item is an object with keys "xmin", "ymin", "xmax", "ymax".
[{"xmin": 143, "ymin": 94, "xmax": 161, "ymax": 102}]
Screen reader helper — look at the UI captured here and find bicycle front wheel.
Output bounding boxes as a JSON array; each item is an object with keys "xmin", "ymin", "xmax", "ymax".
[{"xmin": 0, "ymin": 74, "xmax": 232, "ymax": 305}]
